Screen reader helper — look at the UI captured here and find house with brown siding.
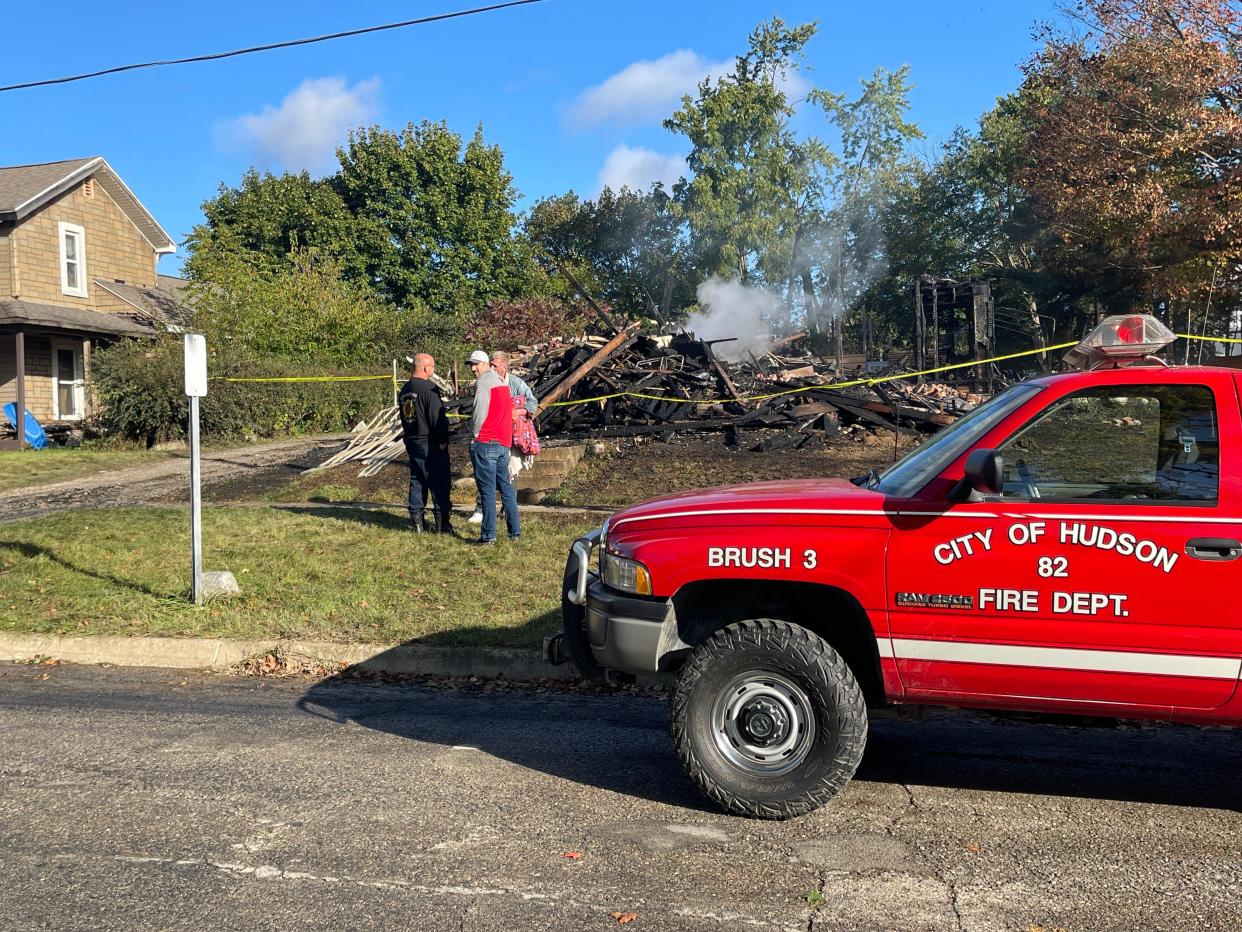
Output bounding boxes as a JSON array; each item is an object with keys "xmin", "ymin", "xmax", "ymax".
[{"xmin": 0, "ymin": 157, "xmax": 189, "ymax": 446}]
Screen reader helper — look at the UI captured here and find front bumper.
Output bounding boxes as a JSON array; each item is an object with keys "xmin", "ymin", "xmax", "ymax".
[
  {"xmin": 556, "ymin": 530, "xmax": 680, "ymax": 676},
  {"xmin": 583, "ymin": 578, "xmax": 669, "ymax": 672}
]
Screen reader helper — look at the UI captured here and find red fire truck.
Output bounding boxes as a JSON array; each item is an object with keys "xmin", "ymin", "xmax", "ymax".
[{"xmin": 548, "ymin": 315, "xmax": 1242, "ymax": 819}]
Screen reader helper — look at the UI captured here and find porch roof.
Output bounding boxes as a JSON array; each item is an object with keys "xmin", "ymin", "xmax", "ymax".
[{"xmin": 0, "ymin": 299, "xmax": 157, "ymax": 337}]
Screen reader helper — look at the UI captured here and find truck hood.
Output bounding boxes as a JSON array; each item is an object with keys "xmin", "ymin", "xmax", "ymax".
[{"xmin": 606, "ymin": 478, "xmax": 887, "ymax": 532}]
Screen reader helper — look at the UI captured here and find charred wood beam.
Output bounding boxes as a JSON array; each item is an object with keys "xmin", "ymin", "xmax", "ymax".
[
  {"xmin": 535, "ymin": 323, "xmax": 641, "ymax": 418},
  {"xmin": 551, "ymin": 259, "xmax": 619, "ymax": 334}
]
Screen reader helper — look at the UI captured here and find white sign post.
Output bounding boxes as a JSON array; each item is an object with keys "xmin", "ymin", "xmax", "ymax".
[{"xmin": 184, "ymin": 334, "xmax": 208, "ymax": 605}]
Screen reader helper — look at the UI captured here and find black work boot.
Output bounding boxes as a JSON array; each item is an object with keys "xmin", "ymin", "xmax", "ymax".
[
  {"xmin": 432, "ymin": 510, "xmax": 452, "ymax": 534},
  {"xmin": 410, "ymin": 511, "xmax": 426, "ymax": 533}
]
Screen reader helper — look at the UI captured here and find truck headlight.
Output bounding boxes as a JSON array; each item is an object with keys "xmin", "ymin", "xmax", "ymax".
[{"xmin": 601, "ymin": 551, "xmax": 653, "ymax": 595}]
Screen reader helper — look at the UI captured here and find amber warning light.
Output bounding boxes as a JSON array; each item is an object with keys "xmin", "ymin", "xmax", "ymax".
[{"xmin": 1063, "ymin": 314, "xmax": 1176, "ymax": 370}]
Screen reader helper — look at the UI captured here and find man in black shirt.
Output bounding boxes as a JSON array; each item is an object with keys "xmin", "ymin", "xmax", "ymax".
[{"xmin": 398, "ymin": 353, "xmax": 452, "ymax": 533}]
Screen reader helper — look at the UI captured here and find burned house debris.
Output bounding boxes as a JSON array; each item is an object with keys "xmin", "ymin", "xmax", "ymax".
[
  {"xmin": 913, "ymin": 277, "xmax": 996, "ymax": 385},
  {"xmin": 316, "ymin": 324, "xmax": 985, "ymax": 476}
]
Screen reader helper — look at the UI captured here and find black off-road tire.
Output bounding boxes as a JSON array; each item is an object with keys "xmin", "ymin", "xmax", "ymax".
[{"xmin": 669, "ymin": 619, "xmax": 868, "ymax": 819}]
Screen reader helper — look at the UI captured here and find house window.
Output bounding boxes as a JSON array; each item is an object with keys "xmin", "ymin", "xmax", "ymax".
[
  {"xmin": 58, "ymin": 222, "xmax": 87, "ymax": 298},
  {"xmin": 53, "ymin": 343, "xmax": 85, "ymax": 421}
]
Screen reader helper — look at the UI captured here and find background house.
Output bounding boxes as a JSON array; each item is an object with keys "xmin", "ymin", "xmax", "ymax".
[{"xmin": 0, "ymin": 157, "xmax": 189, "ymax": 447}]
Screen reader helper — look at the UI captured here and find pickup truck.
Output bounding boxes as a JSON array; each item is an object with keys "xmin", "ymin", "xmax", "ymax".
[{"xmin": 549, "ymin": 315, "xmax": 1242, "ymax": 819}]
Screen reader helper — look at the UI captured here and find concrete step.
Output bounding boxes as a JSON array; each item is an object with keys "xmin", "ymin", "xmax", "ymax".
[{"xmin": 455, "ymin": 443, "xmax": 587, "ymax": 495}]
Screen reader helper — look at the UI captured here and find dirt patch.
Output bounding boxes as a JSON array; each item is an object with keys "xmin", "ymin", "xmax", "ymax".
[
  {"xmin": 549, "ymin": 431, "xmax": 917, "ymax": 507},
  {"xmin": 271, "ymin": 431, "xmax": 917, "ymax": 511},
  {"xmin": 268, "ymin": 444, "xmax": 475, "ymax": 507},
  {"xmin": 0, "ymin": 437, "xmax": 347, "ymax": 523}
]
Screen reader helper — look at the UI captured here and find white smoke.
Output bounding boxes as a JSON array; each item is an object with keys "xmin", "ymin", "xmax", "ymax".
[{"xmin": 683, "ymin": 276, "xmax": 779, "ymax": 361}]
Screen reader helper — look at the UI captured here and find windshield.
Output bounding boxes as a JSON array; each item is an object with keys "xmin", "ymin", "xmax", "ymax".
[{"xmin": 870, "ymin": 383, "xmax": 1043, "ymax": 498}]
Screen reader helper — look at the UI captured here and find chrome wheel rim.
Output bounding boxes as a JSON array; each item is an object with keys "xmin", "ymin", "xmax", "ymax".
[{"xmin": 711, "ymin": 671, "xmax": 816, "ymax": 777}]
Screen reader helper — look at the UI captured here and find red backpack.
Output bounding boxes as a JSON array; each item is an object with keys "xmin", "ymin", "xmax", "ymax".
[{"xmin": 512, "ymin": 392, "xmax": 541, "ymax": 455}]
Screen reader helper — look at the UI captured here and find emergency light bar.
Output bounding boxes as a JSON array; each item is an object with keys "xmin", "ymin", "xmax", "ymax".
[{"xmin": 1063, "ymin": 314, "xmax": 1177, "ymax": 370}]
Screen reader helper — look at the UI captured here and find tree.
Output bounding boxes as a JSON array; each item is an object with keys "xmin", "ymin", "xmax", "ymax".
[
  {"xmin": 525, "ymin": 185, "xmax": 697, "ymax": 321},
  {"xmin": 184, "ymin": 170, "xmax": 352, "ymax": 281},
  {"xmin": 808, "ymin": 67, "xmax": 923, "ymax": 355},
  {"xmin": 188, "ymin": 248, "xmax": 404, "ymax": 367},
  {"xmin": 1021, "ymin": 0, "xmax": 1242, "ymax": 312},
  {"xmin": 664, "ymin": 18, "xmax": 818, "ymax": 285},
  {"xmin": 187, "ymin": 121, "xmax": 536, "ymax": 323},
  {"xmin": 333, "ymin": 121, "xmax": 535, "ymax": 314},
  {"xmin": 874, "ymin": 91, "xmax": 1079, "ymax": 353}
]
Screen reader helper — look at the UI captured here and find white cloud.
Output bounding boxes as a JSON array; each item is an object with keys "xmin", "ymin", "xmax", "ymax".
[
  {"xmin": 570, "ymin": 50, "xmax": 730, "ymax": 126},
  {"xmin": 570, "ymin": 49, "xmax": 813, "ymax": 127},
  {"xmin": 597, "ymin": 145, "xmax": 685, "ymax": 194},
  {"xmin": 218, "ymin": 77, "xmax": 380, "ymax": 175}
]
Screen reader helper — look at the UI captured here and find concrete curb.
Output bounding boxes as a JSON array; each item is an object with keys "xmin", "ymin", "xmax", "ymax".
[
  {"xmin": 0, "ymin": 632, "xmax": 577, "ymax": 681},
  {"xmin": 259, "ymin": 500, "xmax": 612, "ymax": 518}
]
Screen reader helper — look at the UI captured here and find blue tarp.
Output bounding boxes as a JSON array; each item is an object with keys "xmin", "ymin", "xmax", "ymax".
[{"xmin": 2, "ymin": 403, "xmax": 47, "ymax": 449}]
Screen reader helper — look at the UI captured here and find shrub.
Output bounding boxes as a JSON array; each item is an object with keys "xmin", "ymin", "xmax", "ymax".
[
  {"xmin": 92, "ymin": 335, "xmax": 392, "ymax": 446},
  {"xmin": 466, "ymin": 297, "xmax": 592, "ymax": 351}
]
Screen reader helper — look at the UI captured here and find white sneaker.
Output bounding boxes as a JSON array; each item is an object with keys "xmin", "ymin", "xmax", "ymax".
[{"xmin": 468, "ymin": 511, "xmax": 483, "ymax": 525}]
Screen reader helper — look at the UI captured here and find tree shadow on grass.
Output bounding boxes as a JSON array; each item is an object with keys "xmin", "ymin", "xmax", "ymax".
[
  {"xmin": 0, "ymin": 540, "xmax": 170, "ymax": 598},
  {"xmin": 279, "ymin": 504, "xmax": 411, "ymax": 532},
  {"xmin": 277, "ymin": 504, "xmax": 507, "ymax": 541}
]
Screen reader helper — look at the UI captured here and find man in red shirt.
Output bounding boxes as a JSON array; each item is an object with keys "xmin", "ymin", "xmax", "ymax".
[{"xmin": 468, "ymin": 350, "xmax": 521, "ymax": 544}]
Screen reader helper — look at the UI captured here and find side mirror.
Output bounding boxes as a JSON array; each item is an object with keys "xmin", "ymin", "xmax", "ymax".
[{"xmin": 963, "ymin": 448, "xmax": 1003, "ymax": 495}]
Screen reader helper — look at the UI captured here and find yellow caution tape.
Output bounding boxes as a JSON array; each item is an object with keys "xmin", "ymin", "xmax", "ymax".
[
  {"xmin": 215, "ymin": 332, "xmax": 1241, "ymax": 413},
  {"xmin": 219, "ymin": 374, "xmax": 394, "ymax": 384},
  {"xmin": 541, "ymin": 340, "xmax": 1080, "ymax": 409},
  {"xmin": 1177, "ymin": 332, "xmax": 1242, "ymax": 345}
]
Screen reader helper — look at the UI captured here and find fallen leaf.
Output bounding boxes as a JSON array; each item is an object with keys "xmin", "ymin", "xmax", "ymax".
[
  {"xmin": 562, "ymin": 851, "xmax": 582, "ymax": 860},
  {"xmin": 963, "ymin": 842, "xmax": 981, "ymax": 853},
  {"xmin": 610, "ymin": 912, "xmax": 637, "ymax": 924},
  {"xmin": 360, "ymin": 599, "xmax": 369, "ymax": 609}
]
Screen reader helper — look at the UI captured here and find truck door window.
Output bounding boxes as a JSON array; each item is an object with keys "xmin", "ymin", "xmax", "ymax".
[{"xmin": 997, "ymin": 384, "xmax": 1218, "ymax": 503}]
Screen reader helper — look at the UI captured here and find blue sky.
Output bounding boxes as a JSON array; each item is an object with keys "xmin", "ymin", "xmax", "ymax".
[{"xmin": 2, "ymin": 1, "xmax": 1060, "ymax": 275}]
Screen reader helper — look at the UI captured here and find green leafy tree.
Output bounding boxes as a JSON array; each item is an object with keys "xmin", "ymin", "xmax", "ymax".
[
  {"xmin": 333, "ymin": 121, "xmax": 535, "ymax": 314},
  {"xmin": 665, "ymin": 18, "xmax": 818, "ymax": 285},
  {"xmin": 184, "ymin": 170, "xmax": 353, "ymax": 280},
  {"xmin": 525, "ymin": 185, "xmax": 697, "ymax": 321},
  {"xmin": 871, "ymin": 91, "xmax": 1075, "ymax": 354},
  {"xmin": 807, "ymin": 66, "xmax": 923, "ymax": 354},
  {"xmin": 188, "ymin": 249, "xmax": 404, "ymax": 367},
  {"xmin": 187, "ymin": 121, "xmax": 535, "ymax": 324}
]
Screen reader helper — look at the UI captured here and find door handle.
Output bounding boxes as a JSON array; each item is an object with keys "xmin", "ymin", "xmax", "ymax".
[{"xmin": 1185, "ymin": 538, "xmax": 1242, "ymax": 561}]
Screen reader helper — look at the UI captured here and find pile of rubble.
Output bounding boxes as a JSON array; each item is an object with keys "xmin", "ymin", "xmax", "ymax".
[
  {"xmin": 486, "ymin": 325, "xmax": 985, "ymax": 451},
  {"xmin": 314, "ymin": 328, "xmax": 987, "ymax": 475}
]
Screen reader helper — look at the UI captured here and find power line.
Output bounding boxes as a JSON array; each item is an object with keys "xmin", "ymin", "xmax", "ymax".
[{"xmin": 0, "ymin": 0, "xmax": 545, "ymax": 94}]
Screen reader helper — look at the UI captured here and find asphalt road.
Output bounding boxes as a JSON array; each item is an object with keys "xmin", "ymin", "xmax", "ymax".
[{"xmin": 0, "ymin": 665, "xmax": 1238, "ymax": 932}]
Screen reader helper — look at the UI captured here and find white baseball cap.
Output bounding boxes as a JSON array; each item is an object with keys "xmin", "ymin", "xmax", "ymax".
[{"xmin": 467, "ymin": 350, "xmax": 489, "ymax": 365}]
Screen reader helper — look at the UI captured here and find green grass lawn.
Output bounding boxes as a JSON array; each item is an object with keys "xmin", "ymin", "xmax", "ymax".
[
  {"xmin": 0, "ymin": 506, "xmax": 594, "ymax": 648},
  {"xmin": 0, "ymin": 447, "xmax": 177, "ymax": 495}
]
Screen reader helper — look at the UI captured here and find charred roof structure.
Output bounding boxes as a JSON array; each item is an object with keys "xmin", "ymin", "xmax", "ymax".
[{"xmin": 913, "ymin": 277, "xmax": 995, "ymax": 385}]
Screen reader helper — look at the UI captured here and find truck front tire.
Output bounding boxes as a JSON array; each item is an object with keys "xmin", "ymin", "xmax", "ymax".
[{"xmin": 669, "ymin": 619, "xmax": 868, "ymax": 819}]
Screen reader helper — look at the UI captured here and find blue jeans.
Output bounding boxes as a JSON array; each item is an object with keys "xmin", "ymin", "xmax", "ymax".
[{"xmin": 470, "ymin": 441, "xmax": 520, "ymax": 541}]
